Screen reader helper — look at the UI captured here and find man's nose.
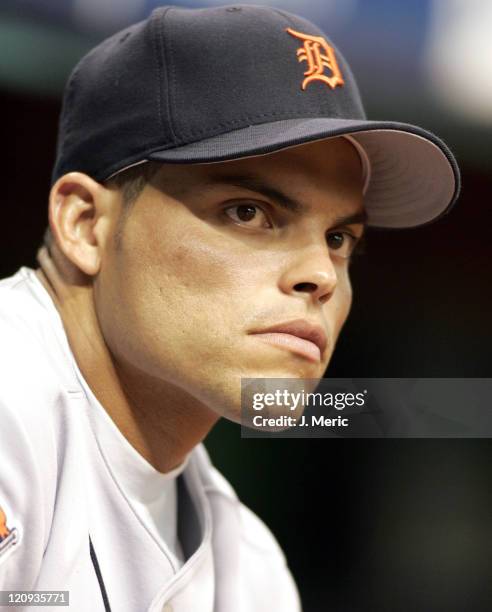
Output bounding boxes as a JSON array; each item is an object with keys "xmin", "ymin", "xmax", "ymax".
[{"xmin": 278, "ymin": 248, "xmax": 338, "ymax": 305}]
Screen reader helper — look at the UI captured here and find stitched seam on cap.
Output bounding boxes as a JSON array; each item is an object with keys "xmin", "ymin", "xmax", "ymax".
[
  {"xmin": 58, "ymin": 62, "xmax": 82, "ymax": 164},
  {"xmin": 150, "ymin": 10, "xmax": 164, "ymax": 139},
  {"xmin": 272, "ymin": 7, "xmax": 299, "ymax": 29},
  {"xmin": 160, "ymin": 7, "xmax": 177, "ymax": 144}
]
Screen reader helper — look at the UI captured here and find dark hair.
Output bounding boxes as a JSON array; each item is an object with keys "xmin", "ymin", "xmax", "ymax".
[{"xmin": 105, "ymin": 161, "xmax": 161, "ymax": 208}]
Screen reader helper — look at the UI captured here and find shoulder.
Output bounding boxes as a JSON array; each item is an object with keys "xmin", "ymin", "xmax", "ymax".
[
  {"xmin": 0, "ymin": 267, "xmax": 59, "ymax": 352},
  {"xmin": 0, "ymin": 271, "xmax": 80, "ymax": 585},
  {"xmin": 0, "ymin": 267, "xmax": 78, "ymax": 495},
  {"xmin": 0, "ymin": 267, "xmax": 79, "ymax": 407}
]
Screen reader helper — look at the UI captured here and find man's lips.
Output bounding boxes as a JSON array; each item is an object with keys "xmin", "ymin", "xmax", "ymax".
[{"xmin": 249, "ymin": 319, "xmax": 328, "ymax": 363}]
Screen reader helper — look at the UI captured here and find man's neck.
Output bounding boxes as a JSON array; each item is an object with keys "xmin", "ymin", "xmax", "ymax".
[{"xmin": 35, "ymin": 267, "xmax": 219, "ymax": 474}]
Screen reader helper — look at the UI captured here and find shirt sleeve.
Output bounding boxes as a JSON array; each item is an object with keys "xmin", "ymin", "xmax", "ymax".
[{"xmin": 0, "ymin": 396, "xmax": 52, "ymax": 591}]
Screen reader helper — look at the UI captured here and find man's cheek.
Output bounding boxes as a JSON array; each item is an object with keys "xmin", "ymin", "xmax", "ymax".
[
  {"xmin": 342, "ymin": 277, "xmax": 353, "ymax": 316},
  {"xmin": 330, "ymin": 279, "xmax": 353, "ymax": 330},
  {"xmin": 159, "ymin": 239, "xmax": 243, "ymax": 293}
]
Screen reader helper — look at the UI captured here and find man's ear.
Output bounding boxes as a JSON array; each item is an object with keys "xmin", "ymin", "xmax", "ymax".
[{"xmin": 48, "ymin": 172, "xmax": 115, "ymax": 276}]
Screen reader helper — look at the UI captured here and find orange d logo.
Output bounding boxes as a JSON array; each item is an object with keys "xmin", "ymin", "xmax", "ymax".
[{"xmin": 286, "ymin": 28, "xmax": 344, "ymax": 91}]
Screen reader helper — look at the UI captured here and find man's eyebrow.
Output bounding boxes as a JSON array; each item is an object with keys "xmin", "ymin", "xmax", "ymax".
[
  {"xmin": 199, "ymin": 173, "xmax": 306, "ymax": 213},
  {"xmin": 330, "ymin": 209, "xmax": 368, "ymax": 228}
]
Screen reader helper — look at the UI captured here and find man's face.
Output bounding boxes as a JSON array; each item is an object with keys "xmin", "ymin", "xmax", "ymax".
[{"xmin": 94, "ymin": 137, "xmax": 365, "ymax": 421}]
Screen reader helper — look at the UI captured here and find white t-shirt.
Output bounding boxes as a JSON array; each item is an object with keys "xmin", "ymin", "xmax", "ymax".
[{"xmin": 0, "ymin": 267, "xmax": 302, "ymax": 612}]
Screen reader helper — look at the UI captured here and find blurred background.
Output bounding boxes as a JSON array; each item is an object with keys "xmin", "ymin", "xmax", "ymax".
[{"xmin": 1, "ymin": 1, "xmax": 491, "ymax": 610}]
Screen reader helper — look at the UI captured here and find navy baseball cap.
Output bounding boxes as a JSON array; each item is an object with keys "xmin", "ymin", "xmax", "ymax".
[{"xmin": 52, "ymin": 4, "xmax": 460, "ymax": 229}]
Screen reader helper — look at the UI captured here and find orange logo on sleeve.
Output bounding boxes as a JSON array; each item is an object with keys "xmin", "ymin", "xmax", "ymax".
[
  {"xmin": 0, "ymin": 505, "xmax": 12, "ymax": 540},
  {"xmin": 286, "ymin": 28, "xmax": 344, "ymax": 91},
  {"xmin": 0, "ymin": 503, "xmax": 19, "ymax": 557}
]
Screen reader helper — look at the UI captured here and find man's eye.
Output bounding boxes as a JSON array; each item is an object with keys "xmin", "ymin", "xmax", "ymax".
[
  {"xmin": 224, "ymin": 203, "xmax": 272, "ymax": 228},
  {"xmin": 326, "ymin": 231, "xmax": 358, "ymax": 259}
]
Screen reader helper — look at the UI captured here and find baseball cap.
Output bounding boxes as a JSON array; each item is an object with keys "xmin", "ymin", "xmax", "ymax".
[{"xmin": 52, "ymin": 4, "xmax": 460, "ymax": 229}]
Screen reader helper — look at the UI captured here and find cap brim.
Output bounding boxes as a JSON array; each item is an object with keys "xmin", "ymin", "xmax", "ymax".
[{"xmin": 147, "ymin": 118, "xmax": 460, "ymax": 229}]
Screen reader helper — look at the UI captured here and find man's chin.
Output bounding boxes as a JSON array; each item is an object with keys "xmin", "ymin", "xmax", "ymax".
[
  {"xmin": 192, "ymin": 359, "xmax": 326, "ymax": 427},
  {"xmin": 213, "ymin": 372, "xmax": 320, "ymax": 428},
  {"xmin": 244, "ymin": 358, "xmax": 328, "ymax": 381}
]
